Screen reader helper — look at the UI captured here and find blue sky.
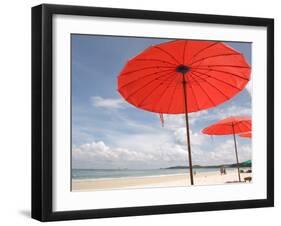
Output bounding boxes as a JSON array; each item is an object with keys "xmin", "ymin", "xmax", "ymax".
[{"xmin": 72, "ymin": 34, "xmax": 252, "ymax": 169}]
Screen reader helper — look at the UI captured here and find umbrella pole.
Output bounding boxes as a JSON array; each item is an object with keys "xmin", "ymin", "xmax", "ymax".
[
  {"xmin": 182, "ymin": 74, "xmax": 194, "ymax": 185},
  {"xmin": 232, "ymin": 124, "xmax": 241, "ymax": 182}
]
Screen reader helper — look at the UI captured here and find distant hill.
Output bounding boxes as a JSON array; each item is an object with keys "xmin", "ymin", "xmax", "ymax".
[{"xmin": 163, "ymin": 161, "xmax": 251, "ymax": 169}]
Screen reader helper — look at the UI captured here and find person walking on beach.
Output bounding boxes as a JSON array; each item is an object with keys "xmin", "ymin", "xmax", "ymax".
[{"xmin": 220, "ymin": 166, "xmax": 224, "ymax": 175}]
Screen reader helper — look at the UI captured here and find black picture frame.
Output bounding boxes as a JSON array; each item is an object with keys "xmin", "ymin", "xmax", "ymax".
[{"xmin": 32, "ymin": 3, "xmax": 274, "ymax": 222}]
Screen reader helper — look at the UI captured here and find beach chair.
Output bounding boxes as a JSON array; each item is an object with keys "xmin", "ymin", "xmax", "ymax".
[{"xmin": 244, "ymin": 176, "xmax": 252, "ymax": 182}]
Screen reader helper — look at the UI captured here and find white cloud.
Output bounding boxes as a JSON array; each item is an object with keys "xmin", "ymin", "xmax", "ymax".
[
  {"xmin": 170, "ymin": 128, "xmax": 251, "ymax": 166},
  {"xmin": 73, "ymin": 134, "xmax": 251, "ymax": 169},
  {"xmin": 245, "ymin": 79, "xmax": 252, "ymax": 96},
  {"xmin": 174, "ymin": 128, "xmax": 207, "ymax": 146},
  {"xmin": 155, "ymin": 104, "xmax": 251, "ymax": 130},
  {"xmin": 74, "ymin": 102, "xmax": 252, "ymax": 169},
  {"xmin": 194, "ymin": 105, "xmax": 251, "ymax": 123},
  {"xmin": 189, "ymin": 110, "xmax": 209, "ymax": 125},
  {"xmin": 73, "ymin": 141, "xmax": 146, "ymax": 169},
  {"xmin": 163, "ymin": 114, "xmax": 185, "ymax": 129},
  {"xmin": 72, "ymin": 140, "xmax": 188, "ymax": 169},
  {"xmin": 158, "ymin": 110, "xmax": 209, "ymax": 129},
  {"xmin": 90, "ymin": 96, "xmax": 127, "ymax": 109},
  {"xmin": 204, "ymin": 139, "xmax": 251, "ymax": 165}
]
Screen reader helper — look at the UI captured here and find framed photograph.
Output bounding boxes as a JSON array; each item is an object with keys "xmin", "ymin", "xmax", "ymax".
[{"xmin": 32, "ymin": 4, "xmax": 274, "ymax": 221}]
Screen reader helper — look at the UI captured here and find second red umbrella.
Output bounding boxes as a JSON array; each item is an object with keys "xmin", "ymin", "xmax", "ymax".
[
  {"xmin": 118, "ymin": 40, "xmax": 250, "ymax": 185},
  {"xmin": 240, "ymin": 132, "xmax": 252, "ymax": 138},
  {"xmin": 202, "ymin": 116, "xmax": 251, "ymax": 182}
]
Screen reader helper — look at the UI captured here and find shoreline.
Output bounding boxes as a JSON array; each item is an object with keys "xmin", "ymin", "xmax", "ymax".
[
  {"xmin": 72, "ymin": 172, "xmax": 189, "ymax": 183},
  {"xmin": 72, "ymin": 170, "xmax": 252, "ymax": 191}
]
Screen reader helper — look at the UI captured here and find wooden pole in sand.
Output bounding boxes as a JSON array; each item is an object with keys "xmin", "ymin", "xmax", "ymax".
[
  {"xmin": 232, "ymin": 123, "xmax": 241, "ymax": 182},
  {"xmin": 182, "ymin": 72, "xmax": 194, "ymax": 185}
]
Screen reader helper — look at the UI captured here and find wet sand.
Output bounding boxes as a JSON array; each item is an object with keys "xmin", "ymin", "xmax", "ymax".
[{"xmin": 72, "ymin": 170, "xmax": 252, "ymax": 191}]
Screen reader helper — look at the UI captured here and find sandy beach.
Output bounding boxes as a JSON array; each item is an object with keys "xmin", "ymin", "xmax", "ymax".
[{"xmin": 72, "ymin": 169, "xmax": 252, "ymax": 191}]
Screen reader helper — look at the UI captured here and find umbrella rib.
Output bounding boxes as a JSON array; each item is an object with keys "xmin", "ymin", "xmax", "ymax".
[
  {"xmin": 189, "ymin": 53, "xmax": 240, "ymax": 66},
  {"xmin": 120, "ymin": 65, "xmax": 174, "ymax": 76},
  {"xmin": 166, "ymin": 77, "xmax": 181, "ymax": 113},
  {"xmin": 149, "ymin": 73, "xmax": 179, "ymax": 112},
  {"xmin": 119, "ymin": 68, "xmax": 174, "ymax": 90},
  {"xmin": 192, "ymin": 70, "xmax": 241, "ymax": 90},
  {"xmin": 191, "ymin": 71, "xmax": 230, "ymax": 100},
  {"xmin": 195, "ymin": 68, "xmax": 249, "ymax": 81},
  {"xmin": 190, "ymin": 42, "xmax": 219, "ymax": 60},
  {"xmin": 135, "ymin": 58, "xmax": 177, "ymax": 66},
  {"xmin": 125, "ymin": 71, "xmax": 175, "ymax": 102},
  {"xmin": 189, "ymin": 72, "xmax": 217, "ymax": 106},
  {"xmin": 229, "ymin": 122, "xmax": 238, "ymax": 127},
  {"xmin": 236, "ymin": 122, "xmax": 246, "ymax": 134},
  {"xmin": 232, "ymin": 120, "xmax": 250, "ymax": 130},
  {"xmin": 241, "ymin": 120, "xmax": 251, "ymax": 131},
  {"xmin": 192, "ymin": 64, "xmax": 250, "ymax": 69},
  {"xmin": 233, "ymin": 122, "xmax": 241, "ymax": 134},
  {"xmin": 189, "ymin": 80, "xmax": 201, "ymax": 111},
  {"xmin": 182, "ymin": 40, "xmax": 187, "ymax": 64},
  {"xmin": 240, "ymin": 121, "xmax": 250, "ymax": 133},
  {"xmin": 153, "ymin": 46, "xmax": 181, "ymax": 64},
  {"xmin": 137, "ymin": 71, "xmax": 176, "ymax": 107}
]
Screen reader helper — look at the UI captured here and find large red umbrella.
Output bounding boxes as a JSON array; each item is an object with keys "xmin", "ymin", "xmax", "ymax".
[
  {"xmin": 202, "ymin": 116, "xmax": 251, "ymax": 182},
  {"xmin": 240, "ymin": 132, "xmax": 252, "ymax": 138},
  {"xmin": 118, "ymin": 40, "xmax": 250, "ymax": 185}
]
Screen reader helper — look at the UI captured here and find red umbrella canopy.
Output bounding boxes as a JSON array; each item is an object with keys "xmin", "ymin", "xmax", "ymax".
[
  {"xmin": 118, "ymin": 40, "xmax": 251, "ymax": 114},
  {"xmin": 202, "ymin": 116, "xmax": 251, "ymax": 135},
  {"xmin": 239, "ymin": 132, "xmax": 252, "ymax": 138}
]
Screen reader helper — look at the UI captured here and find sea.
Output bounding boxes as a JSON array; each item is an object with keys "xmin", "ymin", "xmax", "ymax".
[{"xmin": 72, "ymin": 168, "xmax": 237, "ymax": 180}]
